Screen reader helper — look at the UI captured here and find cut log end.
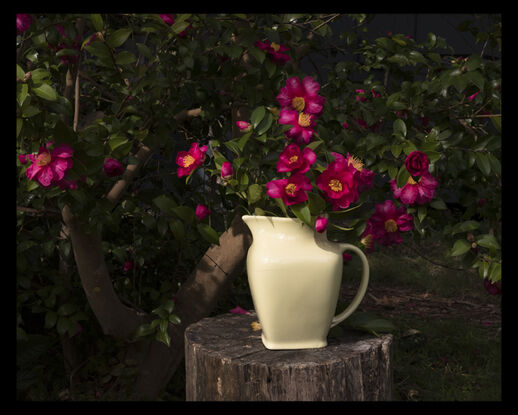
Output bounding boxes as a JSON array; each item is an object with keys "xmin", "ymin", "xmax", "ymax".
[{"xmin": 185, "ymin": 313, "xmax": 393, "ymax": 401}]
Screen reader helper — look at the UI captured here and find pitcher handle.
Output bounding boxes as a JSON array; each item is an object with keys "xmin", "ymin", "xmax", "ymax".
[{"xmin": 330, "ymin": 243, "xmax": 370, "ymax": 328}]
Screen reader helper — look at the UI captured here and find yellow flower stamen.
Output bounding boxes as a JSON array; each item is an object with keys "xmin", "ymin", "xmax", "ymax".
[
  {"xmin": 292, "ymin": 96, "xmax": 305, "ymax": 112},
  {"xmin": 407, "ymin": 176, "xmax": 421, "ymax": 185},
  {"xmin": 329, "ymin": 179, "xmax": 343, "ymax": 192},
  {"xmin": 182, "ymin": 154, "xmax": 195, "ymax": 168},
  {"xmin": 285, "ymin": 183, "xmax": 298, "ymax": 196},
  {"xmin": 361, "ymin": 233, "xmax": 374, "ymax": 251},
  {"xmin": 270, "ymin": 42, "xmax": 281, "ymax": 52},
  {"xmin": 288, "ymin": 155, "xmax": 299, "ymax": 164},
  {"xmin": 36, "ymin": 152, "xmax": 51, "ymax": 167},
  {"xmin": 384, "ymin": 219, "xmax": 398, "ymax": 233},
  {"xmin": 348, "ymin": 155, "xmax": 364, "ymax": 172},
  {"xmin": 298, "ymin": 112, "xmax": 312, "ymax": 127}
]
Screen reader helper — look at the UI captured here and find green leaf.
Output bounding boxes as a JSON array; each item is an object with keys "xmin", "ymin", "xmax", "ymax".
[
  {"xmin": 247, "ymin": 183, "xmax": 263, "ymax": 204},
  {"xmin": 488, "ymin": 263, "xmax": 501, "ymax": 283},
  {"xmin": 155, "ymin": 329, "xmax": 171, "ymax": 347},
  {"xmin": 342, "ymin": 312, "xmax": 396, "ymax": 334},
  {"xmin": 475, "ymin": 152, "xmax": 491, "ymax": 176},
  {"xmin": 106, "ymin": 28, "xmax": 132, "ymax": 49},
  {"xmin": 32, "ymin": 84, "xmax": 58, "ymax": 101},
  {"xmin": 172, "ymin": 206, "xmax": 195, "ymax": 224},
  {"xmin": 307, "ymin": 192, "xmax": 326, "ymax": 215},
  {"xmin": 430, "ymin": 198, "xmax": 447, "ymax": 210},
  {"xmin": 168, "ymin": 218, "xmax": 185, "ymax": 241},
  {"xmin": 255, "ymin": 112, "xmax": 273, "ymax": 136},
  {"xmin": 450, "ymin": 239, "xmax": 471, "ymax": 256},
  {"xmin": 56, "ymin": 316, "xmax": 70, "ymax": 335},
  {"xmin": 417, "ymin": 206, "xmax": 427, "ymax": 223},
  {"xmin": 197, "ymin": 223, "xmax": 220, "ymax": 245},
  {"xmin": 168, "ymin": 314, "xmax": 181, "ymax": 325},
  {"xmin": 90, "ymin": 14, "xmax": 104, "ymax": 31},
  {"xmin": 44, "ymin": 311, "xmax": 57, "ymax": 329},
  {"xmin": 465, "ymin": 70, "xmax": 484, "ymax": 90},
  {"xmin": 162, "ymin": 299, "xmax": 176, "ymax": 314},
  {"xmin": 108, "ymin": 134, "xmax": 129, "ymax": 153},
  {"xmin": 115, "ymin": 50, "xmax": 136, "ymax": 65},
  {"xmin": 57, "ymin": 303, "xmax": 77, "ymax": 316},
  {"xmin": 290, "ymin": 203, "xmax": 312, "ymax": 227},
  {"xmin": 396, "ymin": 165, "xmax": 410, "ymax": 188},
  {"xmin": 476, "ymin": 234, "xmax": 500, "ymax": 250},
  {"xmin": 250, "ymin": 106, "xmax": 266, "ymax": 128},
  {"xmin": 17, "ymin": 118, "xmax": 23, "ymax": 138},
  {"xmin": 393, "ymin": 119, "xmax": 407, "ymax": 138},
  {"xmin": 451, "ymin": 220, "xmax": 480, "ymax": 235}
]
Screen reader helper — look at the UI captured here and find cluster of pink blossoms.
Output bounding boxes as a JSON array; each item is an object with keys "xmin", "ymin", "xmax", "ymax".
[
  {"xmin": 277, "ymin": 76, "xmax": 325, "ymax": 145},
  {"xmin": 19, "ymin": 141, "xmax": 126, "ymax": 190},
  {"xmin": 267, "ymin": 77, "xmax": 378, "ymax": 235},
  {"xmin": 390, "ymin": 150, "xmax": 438, "ymax": 205}
]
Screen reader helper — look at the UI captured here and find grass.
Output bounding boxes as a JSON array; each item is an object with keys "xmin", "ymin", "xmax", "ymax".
[{"xmin": 339, "ymin": 230, "xmax": 502, "ymax": 401}]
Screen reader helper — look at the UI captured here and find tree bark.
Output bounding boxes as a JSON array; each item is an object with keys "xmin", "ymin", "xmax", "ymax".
[{"xmin": 185, "ymin": 313, "xmax": 394, "ymax": 401}]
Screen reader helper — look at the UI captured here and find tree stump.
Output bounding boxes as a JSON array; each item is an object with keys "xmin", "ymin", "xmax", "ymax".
[{"xmin": 185, "ymin": 312, "xmax": 393, "ymax": 401}]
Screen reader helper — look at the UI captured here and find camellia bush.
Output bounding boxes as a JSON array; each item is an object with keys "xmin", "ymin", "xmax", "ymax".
[{"xmin": 16, "ymin": 13, "xmax": 501, "ymax": 399}]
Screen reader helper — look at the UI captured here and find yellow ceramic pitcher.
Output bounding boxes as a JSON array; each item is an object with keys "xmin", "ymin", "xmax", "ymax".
[{"xmin": 242, "ymin": 215, "xmax": 369, "ymax": 350}]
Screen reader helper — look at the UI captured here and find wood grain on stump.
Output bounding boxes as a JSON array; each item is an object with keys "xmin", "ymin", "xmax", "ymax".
[{"xmin": 185, "ymin": 313, "xmax": 393, "ymax": 401}]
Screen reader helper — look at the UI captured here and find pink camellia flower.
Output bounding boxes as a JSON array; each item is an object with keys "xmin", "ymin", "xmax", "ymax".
[
  {"xmin": 364, "ymin": 199, "xmax": 413, "ymax": 247},
  {"xmin": 483, "ymin": 277, "xmax": 501, "ymax": 295},
  {"xmin": 16, "ymin": 14, "xmax": 33, "ymax": 33},
  {"xmin": 159, "ymin": 14, "xmax": 191, "ymax": 36},
  {"xmin": 25, "ymin": 143, "xmax": 74, "ymax": 188},
  {"xmin": 341, "ymin": 153, "xmax": 375, "ymax": 193},
  {"xmin": 467, "ymin": 91, "xmax": 480, "ymax": 101},
  {"xmin": 176, "ymin": 142, "xmax": 207, "ymax": 177},
  {"xmin": 236, "ymin": 121, "xmax": 251, "ymax": 132},
  {"xmin": 49, "ymin": 24, "xmax": 81, "ymax": 65},
  {"xmin": 279, "ymin": 109, "xmax": 316, "ymax": 145},
  {"xmin": 159, "ymin": 14, "xmax": 175, "ymax": 25},
  {"xmin": 229, "ymin": 305, "xmax": 250, "ymax": 315},
  {"xmin": 343, "ymin": 253, "xmax": 352, "ymax": 262},
  {"xmin": 315, "ymin": 158, "xmax": 358, "ymax": 210},
  {"xmin": 220, "ymin": 161, "xmax": 234, "ymax": 179},
  {"xmin": 355, "ymin": 89, "xmax": 367, "ymax": 102},
  {"xmin": 56, "ymin": 178, "xmax": 78, "ymax": 190},
  {"xmin": 195, "ymin": 204, "xmax": 211, "ymax": 220},
  {"xmin": 266, "ymin": 173, "xmax": 312, "ymax": 206},
  {"xmin": 389, "ymin": 171, "xmax": 438, "ymax": 205},
  {"xmin": 315, "ymin": 216, "xmax": 328, "ymax": 233},
  {"xmin": 276, "ymin": 143, "xmax": 316, "ymax": 174},
  {"xmin": 123, "ymin": 260, "xmax": 134, "ymax": 272},
  {"xmin": 343, "ymin": 121, "xmax": 349, "ymax": 129},
  {"xmin": 405, "ymin": 150, "xmax": 430, "ymax": 176},
  {"xmin": 104, "ymin": 157, "xmax": 124, "ymax": 177},
  {"xmin": 356, "ymin": 118, "xmax": 367, "ymax": 129},
  {"xmin": 18, "ymin": 154, "xmax": 28, "ymax": 165},
  {"xmin": 254, "ymin": 40, "xmax": 290, "ymax": 65},
  {"xmin": 276, "ymin": 76, "xmax": 325, "ymax": 117}
]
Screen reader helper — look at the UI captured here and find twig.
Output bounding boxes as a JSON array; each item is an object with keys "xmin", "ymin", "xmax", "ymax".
[{"xmin": 406, "ymin": 244, "xmax": 468, "ymax": 272}]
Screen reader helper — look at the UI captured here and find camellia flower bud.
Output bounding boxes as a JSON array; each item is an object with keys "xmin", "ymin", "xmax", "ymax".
[
  {"xmin": 315, "ymin": 216, "xmax": 328, "ymax": 233},
  {"xmin": 220, "ymin": 161, "xmax": 234, "ymax": 179},
  {"xmin": 236, "ymin": 121, "xmax": 251, "ymax": 132},
  {"xmin": 195, "ymin": 204, "xmax": 211, "ymax": 220},
  {"xmin": 104, "ymin": 157, "xmax": 124, "ymax": 177}
]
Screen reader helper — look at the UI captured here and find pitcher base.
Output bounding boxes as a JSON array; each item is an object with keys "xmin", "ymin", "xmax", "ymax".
[{"xmin": 261, "ymin": 333, "xmax": 327, "ymax": 350}]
